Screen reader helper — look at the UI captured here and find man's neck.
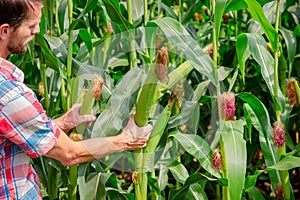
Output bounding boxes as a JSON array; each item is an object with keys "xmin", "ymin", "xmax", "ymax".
[{"xmin": 0, "ymin": 46, "xmax": 9, "ymax": 59}]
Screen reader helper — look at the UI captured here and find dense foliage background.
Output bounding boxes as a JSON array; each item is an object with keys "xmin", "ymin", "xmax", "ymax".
[{"xmin": 10, "ymin": 0, "xmax": 300, "ymax": 199}]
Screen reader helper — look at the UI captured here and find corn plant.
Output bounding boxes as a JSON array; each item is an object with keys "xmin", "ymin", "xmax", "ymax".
[{"xmin": 10, "ymin": 0, "xmax": 300, "ymax": 199}]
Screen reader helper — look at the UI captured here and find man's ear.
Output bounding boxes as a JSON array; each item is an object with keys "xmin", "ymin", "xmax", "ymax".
[{"xmin": 0, "ymin": 24, "xmax": 13, "ymax": 40}]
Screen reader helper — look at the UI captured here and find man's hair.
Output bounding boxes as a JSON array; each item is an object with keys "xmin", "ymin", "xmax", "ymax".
[{"xmin": 0, "ymin": 0, "xmax": 41, "ymax": 28}]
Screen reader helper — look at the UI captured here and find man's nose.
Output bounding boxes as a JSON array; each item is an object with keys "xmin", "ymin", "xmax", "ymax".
[{"xmin": 32, "ymin": 25, "xmax": 40, "ymax": 35}]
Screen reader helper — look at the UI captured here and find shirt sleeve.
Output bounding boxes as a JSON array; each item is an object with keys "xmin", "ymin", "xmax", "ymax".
[{"xmin": 0, "ymin": 89, "xmax": 60, "ymax": 158}]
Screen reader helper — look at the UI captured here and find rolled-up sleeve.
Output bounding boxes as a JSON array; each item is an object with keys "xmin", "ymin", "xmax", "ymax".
[{"xmin": 0, "ymin": 88, "xmax": 60, "ymax": 158}]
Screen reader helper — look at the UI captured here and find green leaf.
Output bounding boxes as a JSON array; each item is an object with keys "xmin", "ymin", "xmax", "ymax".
[
  {"xmin": 243, "ymin": 104, "xmax": 253, "ymax": 143},
  {"xmin": 157, "ymin": 164, "xmax": 169, "ymax": 191},
  {"xmin": 235, "ymin": 33, "xmax": 249, "ymax": 84},
  {"xmin": 158, "ymin": 159, "xmax": 189, "ymax": 184},
  {"xmin": 247, "ymin": 186, "xmax": 266, "ymax": 200},
  {"xmin": 170, "ymin": 132, "xmax": 221, "ymax": 178},
  {"xmin": 182, "ymin": 1, "xmax": 202, "ymax": 24},
  {"xmin": 244, "ymin": 169, "xmax": 265, "ymax": 191},
  {"xmin": 225, "ymin": 0, "xmax": 247, "ymax": 12},
  {"xmin": 237, "ymin": 93, "xmax": 280, "ymax": 190},
  {"xmin": 91, "ymin": 67, "xmax": 145, "ymax": 137},
  {"xmin": 169, "ymin": 173, "xmax": 208, "ymax": 200},
  {"xmin": 131, "ymin": 0, "xmax": 144, "ymax": 21},
  {"xmin": 214, "ymin": 0, "xmax": 227, "ymax": 41},
  {"xmin": 44, "ymin": 35, "xmax": 104, "ymax": 76},
  {"xmin": 244, "ymin": 0, "xmax": 278, "ymax": 52},
  {"xmin": 220, "ymin": 120, "xmax": 247, "ymax": 200},
  {"xmin": 78, "ymin": 0, "xmax": 99, "ymax": 18},
  {"xmin": 268, "ymin": 156, "xmax": 300, "ymax": 171},
  {"xmin": 102, "ymin": 0, "xmax": 133, "ymax": 31},
  {"xmin": 186, "ymin": 183, "xmax": 208, "ymax": 200},
  {"xmin": 34, "ymin": 34, "xmax": 62, "ymax": 75},
  {"xmin": 78, "ymin": 163, "xmax": 112, "ymax": 200},
  {"xmin": 168, "ymin": 101, "xmax": 199, "ymax": 129},
  {"xmin": 147, "ymin": 17, "xmax": 216, "ymax": 85},
  {"xmin": 160, "ymin": 2, "xmax": 178, "ymax": 21},
  {"xmin": 236, "ymin": 33, "xmax": 285, "ymax": 111},
  {"xmin": 280, "ymin": 28, "xmax": 297, "ymax": 72},
  {"xmin": 79, "ymin": 28, "xmax": 93, "ymax": 53}
]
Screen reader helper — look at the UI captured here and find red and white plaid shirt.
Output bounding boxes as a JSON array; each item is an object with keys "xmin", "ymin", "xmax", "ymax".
[{"xmin": 0, "ymin": 58, "xmax": 60, "ymax": 199}]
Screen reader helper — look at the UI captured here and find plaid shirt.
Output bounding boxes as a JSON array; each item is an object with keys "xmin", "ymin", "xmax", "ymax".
[{"xmin": 0, "ymin": 58, "xmax": 60, "ymax": 200}]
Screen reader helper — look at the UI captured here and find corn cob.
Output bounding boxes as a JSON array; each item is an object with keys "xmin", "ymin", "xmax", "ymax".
[
  {"xmin": 143, "ymin": 107, "xmax": 171, "ymax": 170},
  {"xmin": 76, "ymin": 75, "xmax": 103, "ymax": 135},
  {"xmin": 134, "ymin": 64, "xmax": 158, "ymax": 200},
  {"xmin": 134, "ymin": 49, "xmax": 169, "ymax": 200}
]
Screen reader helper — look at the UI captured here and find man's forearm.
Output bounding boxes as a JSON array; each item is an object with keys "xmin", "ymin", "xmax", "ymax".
[{"xmin": 44, "ymin": 130, "xmax": 147, "ymax": 166}]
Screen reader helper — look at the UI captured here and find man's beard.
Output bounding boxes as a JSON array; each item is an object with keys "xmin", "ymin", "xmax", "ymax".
[{"xmin": 8, "ymin": 41, "xmax": 27, "ymax": 55}]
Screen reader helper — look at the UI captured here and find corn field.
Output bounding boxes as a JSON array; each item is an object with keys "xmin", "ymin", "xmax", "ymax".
[{"xmin": 12, "ymin": 0, "xmax": 300, "ymax": 199}]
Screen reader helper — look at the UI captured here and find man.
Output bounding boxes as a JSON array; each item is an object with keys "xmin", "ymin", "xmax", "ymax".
[{"xmin": 0, "ymin": 0, "xmax": 152, "ymax": 199}]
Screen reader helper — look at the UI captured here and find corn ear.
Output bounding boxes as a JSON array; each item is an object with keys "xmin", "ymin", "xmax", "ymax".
[
  {"xmin": 155, "ymin": 48, "xmax": 169, "ymax": 84},
  {"xmin": 143, "ymin": 107, "xmax": 171, "ymax": 170},
  {"xmin": 77, "ymin": 75, "xmax": 103, "ymax": 134},
  {"xmin": 134, "ymin": 65, "xmax": 158, "ymax": 127},
  {"xmin": 157, "ymin": 61, "xmax": 193, "ymax": 96}
]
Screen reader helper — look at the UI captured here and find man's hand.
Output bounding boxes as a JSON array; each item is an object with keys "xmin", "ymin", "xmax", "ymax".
[
  {"xmin": 46, "ymin": 114, "xmax": 153, "ymax": 165},
  {"xmin": 121, "ymin": 115, "xmax": 153, "ymax": 149},
  {"xmin": 54, "ymin": 103, "xmax": 96, "ymax": 132}
]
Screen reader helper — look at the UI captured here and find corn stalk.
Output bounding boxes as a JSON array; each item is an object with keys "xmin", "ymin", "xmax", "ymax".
[
  {"xmin": 274, "ymin": 0, "xmax": 290, "ymax": 199},
  {"xmin": 67, "ymin": 0, "xmax": 76, "ymax": 199},
  {"xmin": 68, "ymin": 75, "xmax": 103, "ymax": 200},
  {"xmin": 134, "ymin": 64, "xmax": 158, "ymax": 200},
  {"xmin": 127, "ymin": 0, "xmax": 138, "ymax": 68}
]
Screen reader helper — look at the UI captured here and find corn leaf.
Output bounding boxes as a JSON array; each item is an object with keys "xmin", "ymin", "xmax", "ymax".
[
  {"xmin": 181, "ymin": 1, "xmax": 202, "ymax": 24},
  {"xmin": 244, "ymin": 0, "xmax": 278, "ymax": 52},
  {"xmin": 102, "ymin": 0, "xmax": 133, "ymax": 31},
  {"xmin": 92, "ymin": 67, "xmax": 145, "ymax": 137},
  {"xmin": 158, "ymin": 159, "xmax": 189, "ymax": 184},
  {"xmin": 225, "ymin": 0, "xmax": 247, "ymax": 13},
  {"xmin": 186, "ymin": 183, "xmax": 208, "ymax": 200},
  {"xmin": 170, "ymin": 132, "xmax": 221, "ymax": 178},
  {"xmin": 214, "ymin": 0, "xmax": 227, "ymax": 41},
  {"xmin": 169, "ymin": 173, "xmax": 208, "ymax": 200},
  {"xmin": 35, "ymin": 34, "xmax": 62, "ymax": 75},
  {"xmin": 131, "ymin": 0, "xmax": 144, "ymax": 21},
  {"xmin": 147, "ymin": 17, "xmax": 216, "ymax": 85},
  {"xmin": 268, "ymin": 156, "xmax": 300, "ymax": 171},
  {"xmin": 245, "ymin": 170, "xmax": 265, "ymax": 192},
  {"xmin": 220, "ymin": 120, "xmax": 247, "ymax": 200},
  {"xmin": 247, "ymin": 187, "xmax": 266, "ymax": 200},
  {"xmin": 44, "ymin": 35, "xmax": 104, "ymax": 76},
  {"xmin": 280, "ymin": 28, "xmax": 297, "ymax": 73},
  {"xmin": 236, "ymin": 33, "xmax": 285, "ymax": 111},
  {"xmin": 237, "ymin": 93, "xmax": 280, "ymax": 190}
]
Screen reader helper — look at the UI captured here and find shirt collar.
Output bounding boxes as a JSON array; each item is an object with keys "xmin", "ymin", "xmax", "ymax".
[{"xmin": 0, "ymin": 58, "xmax": 24, "ymax": 82}]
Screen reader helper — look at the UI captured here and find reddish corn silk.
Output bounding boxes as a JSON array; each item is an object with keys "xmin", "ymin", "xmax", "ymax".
[
  {"xmin": 92, "ymin": 75, "xmax": 104, "ymax": 100},
  {"xmin": 156, "ymin": 48, "xmax": 169, "ymax": 83},
  {"xmin": 274, "ymin": 184, "xmax": 284, "ymax": 200},
  {"xmin": 286, "ymin": 78, "xmax": 299, "ymax": 107},
  {"xmin": 221, "ymin": 92, "xmax": 236, "ymax": 120},
  {"xmin": 273, "ymin": 121, "xmax": 286, "ymax": 147},
  {"xmin": 212, "ymin": 149, "xmax": 222, "ymax": 171}
]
